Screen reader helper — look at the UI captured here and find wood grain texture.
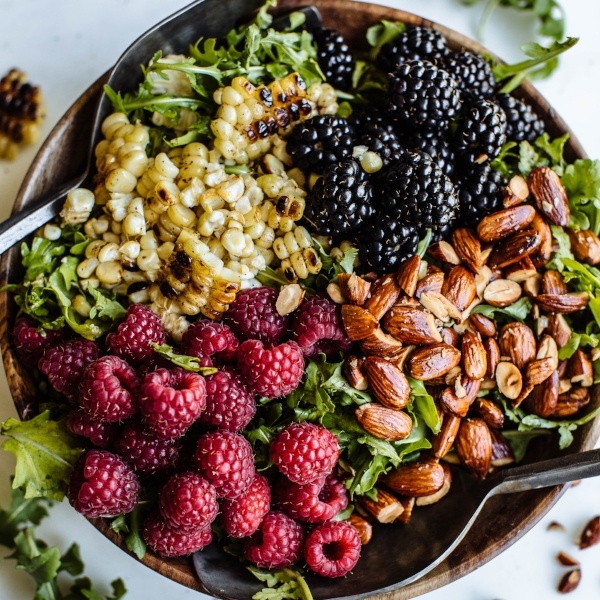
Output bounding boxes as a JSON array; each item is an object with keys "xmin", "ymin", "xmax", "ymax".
[{"xmin": 0, "ymin": 1, "xmax": 597, "ymax": 598}]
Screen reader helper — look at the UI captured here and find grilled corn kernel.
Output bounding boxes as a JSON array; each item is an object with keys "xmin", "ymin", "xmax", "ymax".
[
  {"xmin": 101, "ymin": 112, "xmax": 130, "ymax": 139},
  {"xmin": 97, "ymin": 242, "xmax": 120, "ymax": 263},
  {"xmin": 61, "ymin": 188, "xmax": 95, "ymax": 224},
  {"xmin": 96, "ymin": 261, "xmax": 123, "ymax": 286},
  {"xmin": 77, "ymin": 258, "xmax": 99, "ymax": 279},
  {"xmin": 43, "ymin": 223, "xmax": 61, "ymax": 241},
  {"xmin": 105, "ymin": 167, "xmax": 137, "ymax": 194}
]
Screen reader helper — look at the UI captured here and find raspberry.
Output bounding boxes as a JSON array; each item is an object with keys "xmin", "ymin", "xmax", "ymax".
[
  {"xmin": 270, "ymin": 422, "xmax": 340, "ymax": 485},
  {"xmin": 274, "ymin": 474, "xmax": 348, "ymax": 523},
  {"xmin": 143, "ymin": 511, "xmax": 213, "ymax": 557},
  {"xmin": 200, "ymin": 369, "xmax": 256, "ymax": 432},
  {"xmin": 140, "ymin": 368, "xmax": 206, "ymax": 440},
  {"xmin": 136, "ymin": 353, "xmax": 181, "ymax": 378},
  {"xmin": 221, "ymin": 473, "xmax": 271, "ymax": 538},
  {"xmin": 304, "ymin": 520, "xmax": 361, "ymax": 577},
  {"xmin": 159, "ymin": 472, "xmax": 218, "ymax": 532},
  {"xmin": 194, "ymin": 430, "xmax": 255, "ymax": 499},
  {"xmin": 39, "ymin": 339, "xmax": 101, "ymax": 402},
  {"xmin": 223, "ymin": 287, "xmax": 289, "ymax": 345},
  {"xmin": 67, "ymin": 449, "xmax": 140, "ymax": 518},
  {"xmin": 237, "ymin": 340, "xmax": 304, "ymax": 399},
  {"xmin": 66, "ymin": 408, "xmax": 118, "ymax": 449},
  {"xmin": 12, "ymin": 316, "xmax": 65, "ymax": 367},
  {"xmin": 291, "ymin": 295, "xmax": 352, "ymax": 358},
  {"xmin": 114, "ymin": 420, "xmax": 180, "ymax": 475},
  {"xmin": 181, "ymin": 320, "xmax": 239, "ymax": 365},
  {"xmin": 244, "ymin": 511, "xmax": 304, "ymax": 569},
  {"xmin": 79, "ymin": 356, "xmax": 141, "ymax": 422},
  {"xmin": 106, "ymin": 304, "xmax": 166, "ymax": 365}
]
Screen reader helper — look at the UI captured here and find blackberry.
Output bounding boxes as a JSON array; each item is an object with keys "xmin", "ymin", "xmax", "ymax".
[
  {"xmin": 347, "ymin": 107, "xmax": 389, "ymax": 136},
  {"xmin": 496, "ymin": 93, "xmax": 545, "ymax": 143},
  {"xmin": 286, "ymin": 115, "xmax": 355, "ymax": 173},
  {"xmin": 457, "ymin": 164, "xmax": 506, "ymax": 227},
  {"xmin": 357, "ymin": 218, "xmax": 419, "ymax": 274},
  {"xmin": 376, "ymin": 151, "xmax": 460, "ymax": 238},
  {"xmin": 388, "ymin": 60, "xmax": 461, "ymax": 132},
  {"xmin": 443, "ymin": 51, "xmax": 495, "ymax": 99},
  {"xmin": 404, "ymin": 131, "xmax": 455, "ymax": 178},
  {"xmin": 378, "ymin": 26, "xmax": 449, "ymax": 73},
  {"xmin": 358, "ymin": 124, "xmax": 404, "ymax": 168},
  {"xmin": 455, "ymin": 98, "xmax": 507, "ymax": 165},
  {"xmin": 304, "ymin": 159, "xmax": 374, "ymax": 238},
  {"xmin": 313, "ymin": 27, "xmax": 354, "ymax": 91}
]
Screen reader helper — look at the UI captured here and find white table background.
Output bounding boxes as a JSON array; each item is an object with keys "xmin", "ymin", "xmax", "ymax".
[{"xmin": 1, "ymin": 0, "xmax": 600, "ymax": 598}]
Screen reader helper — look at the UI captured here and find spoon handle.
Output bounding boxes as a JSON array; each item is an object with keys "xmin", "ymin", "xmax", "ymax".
[
  {"xmin": 0, "ymin": 176, "xmax": 83, "ymax": 255},
  {"xmin": 494, "ymin": 447, "xmax": 600, "ymax": 494}
]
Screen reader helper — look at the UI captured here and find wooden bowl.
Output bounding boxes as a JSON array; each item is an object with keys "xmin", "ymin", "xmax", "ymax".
[{"xmin": 1, "ymin": 1, "xmax": 598, "ymax": 598}]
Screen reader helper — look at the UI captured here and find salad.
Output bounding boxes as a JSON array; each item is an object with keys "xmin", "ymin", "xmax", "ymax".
[{"xmin": 2, "ymin": 0, "xmax": 600, "ymax": 597}]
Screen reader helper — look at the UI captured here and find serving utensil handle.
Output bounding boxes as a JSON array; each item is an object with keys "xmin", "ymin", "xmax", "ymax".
[{"xmin": 493, "ymin": 448, "xmax": 600, "ymax": 494}]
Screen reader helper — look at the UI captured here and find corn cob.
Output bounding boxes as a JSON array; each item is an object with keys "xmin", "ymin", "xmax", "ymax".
[{"xmin": 0, "ymin": 69, "xmax": 45, "ymax": 159}]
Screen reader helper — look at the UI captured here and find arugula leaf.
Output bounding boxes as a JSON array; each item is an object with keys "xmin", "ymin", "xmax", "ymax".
[
  {"xmin": 407, "ymin": 377, "xmax": 441, "ymax": 434},
  {"xmin": 365, "ymin": 20, "xmax": 406, "ymax": 60},
  {"xmin": 0, "ymin": 486, "xmax": 48, "ymax": 546},
  {"xmin": 248, "ymin": 566, "xmax": 313, "ymax": 600},
  {"xmin": 502, "ymin": 429, "xmax": 550, "ymax": 463},
  {"xmin": 151, "ymin": 343, "xmax": 218, "ymax": 375},
  {"xmin": 472, "ymin": 297, "xmax": 533, "ymax": 322},
  {"xmin": 1, "ymin": 411, "xmax": 83, "ymax": 500},
  {"xmin": 562, "ymin": 159, "xmax": 600, "ymax": 235}
]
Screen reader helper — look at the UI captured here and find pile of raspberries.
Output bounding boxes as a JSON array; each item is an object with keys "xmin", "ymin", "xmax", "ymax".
[{"xmin": 13, "ymin": 287, "xmax": 362, "ymax": 578}]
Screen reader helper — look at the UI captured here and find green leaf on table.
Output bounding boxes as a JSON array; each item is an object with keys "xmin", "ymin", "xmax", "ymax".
[
  {"xmin": 0, "ymin": 486, "xmax": 49, "ymax": 546},
  {"xmin": 1, "ymin": 411, "xmax": 83, "ymax": 499}
]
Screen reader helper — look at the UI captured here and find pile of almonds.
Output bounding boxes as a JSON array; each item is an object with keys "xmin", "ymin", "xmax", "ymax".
[{"xmin": 331, "ymin": 166, "xmax": 598, "ymax": 525}]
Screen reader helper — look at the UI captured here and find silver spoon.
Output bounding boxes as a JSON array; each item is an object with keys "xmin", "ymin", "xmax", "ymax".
[
  {"xmin": 193, "ymin": 447, "xmax": 600, "ymax": 600},
  {"xmin": 0, "ymin": 0, "xmax": 321, "ymax": 254}
]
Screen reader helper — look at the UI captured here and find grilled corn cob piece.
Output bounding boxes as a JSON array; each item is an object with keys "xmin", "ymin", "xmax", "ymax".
[{"xmin": 0, "ymin": 69, "xmax": 45, "ymax": 159}]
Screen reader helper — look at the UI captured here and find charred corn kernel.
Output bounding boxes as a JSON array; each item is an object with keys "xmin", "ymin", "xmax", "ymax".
[
  {"xmin": 179, "ymin": 178, "xmax": 204, "ymax": 207},
  {"xmin": 60, "ymin": 188, "xmax": 95, "ymax": 224},
  {"xmin": 245, "ymin": 220, "xmax": 266, "ymax": 240},
  {"xmin": 166, "ymin": 204, "xmax": 196, "ymax": 229},
  {"xmin": 157, "ymin": 241, "xmax": 175, "ymax": 261},
  {"xmin": 42, "ymin": 224, "xmax": 61, "ymax": 241},
  {"xmin": 154, "ymin": 218, "xmax": 178, "ymax": 243},
  {"xmin": 303, "ymin": 247, "xmax": 322, "ymax": 274},
  {"xmin": 84, "ymin": 216, "xmax": 110, "ymax": 239},
  {"xmin": 140, "ymin": 231, "xmax": 159, "ymax": 251},
  {"xmin": 219, "ymin": 103, "xmax": 238, "ymax": 125},
  {"xmin": 217, "ymin": 176, "xmax": 245, "ymax": 204},
  {"xmin": 242, "ymin": 251, "xmax": 268, "ymax": 271},
  {"xmin": 101, "ymin": 112, "xmax": 130, "ymax": 139},
  {"xmin": 235, "ymin": 103, "xmax": 253, "ymax": 127},
  {"xmin": 183, "ymin": 142, "xmax": 209, "ymax": 160},
  {"xmin": 128, "ymin": 284, "xmax": 150, "ymax": 305},
  {"xmin": 159, "ymin": 310, "xmax": 190, "ymax": 342},
  {"xmin": 211, "ymin": 118, "xmax": 234, "ymax": 140},
  {"xmin": 110, "ymin": 220, "xmax": 122, "ymax": 236},
  {"xmin": 181, "ymin": 235, "xmax": 210, "ymax": 262},
  {"xmin": 283, "ymin": 231, "xmax": 300, "ymax": 254},
  {"xmin": 77, "ymin": 258, "xmax": 99, "ymax": 279},
  {"xmin": 105, "ymin": 167, "xmax": 137, "ymax": 194},
  {"xmin": 72, "ymin": 295, "xmax": 92, "ymax": 318},
  {"xmin": 255, "ymin": 225, "xmax": 275, "ymax": 249},
  {"xmin": 290, "ymin": 251, "xmax": 309, "ymax": 279},
  {"xmin": 97, "ymin": 242, "xmax": 120, "ymax": 263},
  {"xmin": 214, "ymin": 138, "xmax": 236, "ymax": 160},
  {"xmin": 96, "ymin": 261, "xmax": 123, "ymax": 286},
  {"xmin": 199, "ymin": 188, "xmax": 226, "ymax": 212},
  {"xmin": 226, "ymin": 260, "xmax": 252, "ymax": 279},
  {"xmin": 278, "ymin": 216, "xmax": 294, "ymax": 234},
  {"xmin": 137, "ymin": 249, "xmax": 161, "ymax": 272},
  {"xmin": 280, "ymin": 258, "xmax": 297, "ymax": 282},
  {"xmin": 150, "ymin": 180, "xmax": 180, "ymax": 213},
  {"xmin": 222, "ymin": 86, "xmax": 244, "ymax": 106},
  {"xmin": 119, "ymin": 240, "xmax": 141, "ymax": 260},
  {"xmin": 85, "ymin": 240, "xmax": 106, "ymax": 260},
  {"xmin": 102, "ymin": 231, "xmax": 121, "ymax": 244},
  {"xmin": 287, "ymin": 167, "xmax": 305, "ymax": 187},
  {"xmin": 257, "ymin": 174, "xmax": 284, "ymax": 198},
  {"xmin": 193, "ymin": 252, "xmax": 224, "ymax": 278},
  {"xmin": 207, "ymin": 238, "xmax": 227, "ymax": 260},
  {"xmin": 198, "ymin": 210, "xmax": 227, "ymax": 237},
  {"xmin": 272, "ymin": 237, "xmax": 289, "ymax": 260},
  {"xmin": 294, "ymin": 225, "xmax": 312, "ymax": 249},
  {"xmin": 106, "ymin": 194, "xmax": 132, "ymax": 221}
]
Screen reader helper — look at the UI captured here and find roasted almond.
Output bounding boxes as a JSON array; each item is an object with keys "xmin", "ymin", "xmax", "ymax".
[
  {"xmin": 483, "ymin": 336, "xmax": 500, "ymax": 379},
  {"xmin": 490, "ymin": 428, "xmax": 515, "ymax": 467},
  {"xmin": 503, "ymin": 174, "xmax": 529, "ymax": 207},
  {"xmin": 341, "ymin": 304, "xmax": 378, "ymax": 341},
  {"xmin": 568, "ymin": 349, "xmax": 593, "ymax": 387},
  {"xmin": 461, "ymin": 331, "xmax": 487, "ymax": 380},
  {"xmin": 487, "ymin": 231, "xmax": 541, "ymax": 269},
  {"xmin": 483, "ymin": 278, "xmax": 522, "ymax": 307},
  {"xmin": 364, "ymin": 274, "xmax": 402, "ymax": 320},
  {"xmin": 525, "ymin": 370, "xmax": 559, "ymax": 417},
  {"xmin": 476, "ymin": 204, "xmax": 536, "ymax": 242},
  {"xmin": 419, "ymin": 291, "xmax": 462, "ymax": 322},
  {"xmin": 440, "ymin": 326, "xmax": 461, "ymax": 348},
  {"xmin": 557, "ymin": 569, "xmax": 581, "ymax": 594},
  {"xmin": 529, "ymin": 212, "xmax": 553, "ymax": 268},
  {"xmin": 343, "ymin": 354, "xmax": 368, "ymax": 391},
  {"xmin": 568, "ymin": 228, "xmax": 600, "ymax": 265},
  {"xmin": 528, "ymin": 166, "xmax": 570, "ymax": 226},
  {"xmin": 360, "ymin": 328, "xmax": 405, "ymax": 360},
  {"xmin": 557, "ymin": 552, "xmax": 580, "ymax": 567},
  {"xmin": 433, "ymin": 413, "xmax": 461, "ymax": 459},
  {"xmin": 428, "ymin": 240, "xmax": 461, "ymax": 265},
  {"xmin": 326, "ymin": 282, "xmax": 345, "ymax": 304},
  {"xmin": 499, "ymin": 322, "xmax": 536, "ymax": 370},
  {"xmin": 579, "ymin": 515, "xmax": 600, "ymax": 549},
  {"xmin": 383, "ymin": 460, "xmax": 445, "ymax": 497},
  {"xmin": 355, "ymin": 404, "xmax": 413, "ymax": 442},
  {"xmin": 390, "ymin": 345, "xmax": 415, "ymax": 371},
  {"xmin": 441, "ymin": 265, "xmax": 477, "ymax": 312},
  {"xmin": 535, "ymin": 292, "xmax": 590, "ymax": 314},
  {"xmin": 553, "ymin": 386, "xmax": 591, "ymax": 418},
  {"xmin": 338, "ymin": 272, "xmax": 371, "ymax": 305},
  {"xmin": 383, "ymin": 305, "xmax": 443, "ymax": 345},
  {"xmin": 347, "ymin": 513, "xmax": 373, "ymax": 545},
  {"xmin": 406, "ymin": 343, "xmax": 462, "ymax": 381},
  {"xmin": 495, "ymin": 361, "xmax": 523, "ymax": 400},
  {"xmin": 415, "ymin": 270, "xmax": 445, "ymax": 298},
  {"xmin": 474, "ymin": 265, "xmax": 493, "ymax": 298},
  {"xmin": 358, "ymin": 488, "xmax": 405, "ymax": 524},
  {"xmin": 416, "ymin": 463, "xmax": 452, "ymax": 506},
  {"xmin": 455, "ymin": 418, "xmax": 492, "ymax": 478},
  {"xmin": 542, "ymin": 269, "xmax": 568, "ymax": 295},
  {"xmin": 547, "ymin": 313, "xmax": 572, "ymax": 348},
  {"xmin": 440, "ymin": 385, "xmax": 471, "ymax": 418},
  {"xmin": 475, "ymin": 398, "xmax": 504, "ymax": 429},
  {"xmin": 363, "ymin": 356, "xmax": 411, "ymax": 410},
  {"xmin": 276, "ymin": 283, "xmax": 304, "ymax": 315},
  {"xmin": 537, "ymin": 333, "xmax": 559, "ymax": 366},
  {"xmin": 396, "ymin": 254, "xmax": 421, "ymax": 297},
  {"xmin": 523, "ymin": 273, "xmax": 542, "ymax": 297},
  {"xmin": 525, "ymin": 357, "xmax": 557, "ymax": 386},
  {"xmin": 469, "ymin": 313, "xmax": 496, "ymax": 337},
  {"xmin": 452, "ymin": 228, "xmax": 482, "ymax": 273},
  {"xmin": 505, "ymin": 256, "xmax": 537, "ymax": 283}
]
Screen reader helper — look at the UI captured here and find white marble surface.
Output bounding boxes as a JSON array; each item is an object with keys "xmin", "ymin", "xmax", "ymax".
[{"xmin": 1, "ymin": 0, "xmax": 600, "ymax": 598}]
